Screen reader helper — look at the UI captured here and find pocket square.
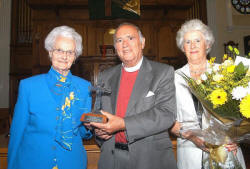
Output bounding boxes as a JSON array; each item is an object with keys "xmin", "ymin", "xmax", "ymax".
[{"xmin": 146, "ymin": 91, "xmax": 155, "ymax": 97}]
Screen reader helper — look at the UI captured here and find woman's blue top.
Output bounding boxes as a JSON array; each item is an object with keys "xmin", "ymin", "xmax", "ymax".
[{"xmin": 8, "ymin": 67, "xmax": 92, "ymax": 169}]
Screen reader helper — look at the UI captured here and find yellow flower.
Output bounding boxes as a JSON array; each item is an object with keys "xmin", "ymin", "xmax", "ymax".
[
  {"xmin": 213, "ymin": 74, "xmax": 223, "ymax": 82},
  {"xmin": 240, "ymin": 94, "xmax": 250, "ymax": 118},
  {"xmin": 228, "ymin": 45, "xmax": 233, "ymax": 52},
  {"xmin": 234, "ymin": 48, "xmax": 240, "ymax": 55},
  {"xmin": 70, "ymin": 92, "xmax": 74, "ymax": 100},
  {"xmin": 226, "ymin": 65, "xmax": 235, "ymax": 73},
  {"xmin": 209, "ymin": 89, "xmax": 228, "ymax": 108},
  {"xmin": 223, "ymin": 54, "xmax": 228, "ymax": 61},
  {"xmin": 59, "ymin": 76, "xmax": 66, "ymax": 82},
  {"xmin": 246, "ymin": 68, "xmax": 250, "ymax": 76},
  {"xmin": 61, "ymin": 105, "xmax": 65, "ymax": 111},
  {"xmin": 209, "ymin": 57, "xmax": 216, "ymax": 65}
]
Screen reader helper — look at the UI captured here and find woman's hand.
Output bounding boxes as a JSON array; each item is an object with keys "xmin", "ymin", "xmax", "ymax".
[{"xmin": 225, "ymin": 143, "xmax": 238, "ymax": 155}]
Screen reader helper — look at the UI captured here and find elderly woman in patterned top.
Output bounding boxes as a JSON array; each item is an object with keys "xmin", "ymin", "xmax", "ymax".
[{"xmin": 8, "ymin": 26, "xmax": 92, "ymax": 169}]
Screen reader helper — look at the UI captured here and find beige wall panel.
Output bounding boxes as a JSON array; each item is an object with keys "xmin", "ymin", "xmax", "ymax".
[{"xmin": 212, "ymin": 0, "xmax": 250, "ymax": 61}]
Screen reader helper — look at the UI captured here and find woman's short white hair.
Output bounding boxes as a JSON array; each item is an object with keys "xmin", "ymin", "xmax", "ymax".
[
  {"xmin": 45, "ymin": 25, "xmax": 82, "ymax": 58},
  {"xmin": 176, "ymin": 19, "xmax": 215, "ymax": 54}
]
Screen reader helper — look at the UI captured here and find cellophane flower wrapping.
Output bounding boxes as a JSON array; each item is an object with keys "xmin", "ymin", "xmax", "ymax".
[{"xmin": 179, "ymin": 48, "xmax": 250, "ymax": 169}]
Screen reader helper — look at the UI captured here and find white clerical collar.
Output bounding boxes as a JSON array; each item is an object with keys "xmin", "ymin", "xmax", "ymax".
[{"xmin": 123, "ymin": 57, "xmax": 143, "ymax": 72}]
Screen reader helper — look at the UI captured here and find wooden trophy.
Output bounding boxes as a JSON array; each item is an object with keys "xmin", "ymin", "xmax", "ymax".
[{"xmin": 80, "ymin": 85, "xmax": 111, "ymax": 123}]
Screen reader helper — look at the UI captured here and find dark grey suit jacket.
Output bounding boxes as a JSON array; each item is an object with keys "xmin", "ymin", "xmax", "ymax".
[{"xmin": 96, "ymin": 57, "xmax": 177, "ymax": 169}]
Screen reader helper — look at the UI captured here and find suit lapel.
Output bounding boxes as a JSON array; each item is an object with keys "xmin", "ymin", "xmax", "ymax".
[
  {"xmin": 126, "ymin": 58, "xmax": 153, "ymax": 116},
  {"xmin": 108, "ymin": 65, "xmax": 122, "ymax": 115}
]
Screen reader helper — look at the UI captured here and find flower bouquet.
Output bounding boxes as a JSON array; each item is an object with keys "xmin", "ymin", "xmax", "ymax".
[{"xmin": 179, "ymin": 46, "xmax": 250, "ymax": 169}]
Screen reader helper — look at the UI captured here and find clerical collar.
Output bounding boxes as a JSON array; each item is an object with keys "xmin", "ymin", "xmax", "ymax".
[{"xmin": 123, "ymin": 57, "xmax": 143, "ymax": 72}]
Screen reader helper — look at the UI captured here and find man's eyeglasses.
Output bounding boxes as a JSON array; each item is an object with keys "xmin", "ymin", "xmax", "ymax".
[{"xmin": 52, "ymin": 49, "xmax": 76, "ymax": 57}]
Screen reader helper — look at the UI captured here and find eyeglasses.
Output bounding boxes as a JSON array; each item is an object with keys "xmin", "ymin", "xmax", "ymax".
[
  {"xmin": 184, "ymin": 39, "xmax": 202, "ymax": 48},
  {"xmin": 52, "ymin": 49, "xmax": 76, "ymax": 57}
]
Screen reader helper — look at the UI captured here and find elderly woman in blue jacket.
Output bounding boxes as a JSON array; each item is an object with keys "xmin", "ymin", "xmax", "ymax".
[{"xmin": 8, "ymin": 26, "xmax": 92, "ymax": 169}]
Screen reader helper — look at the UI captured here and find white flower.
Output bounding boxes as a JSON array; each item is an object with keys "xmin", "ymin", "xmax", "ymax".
[
  {"xmin": 222, "ymin": 59, "xmax": 233, "ymax": 67},
  {"xmin": 201, "ymin": 74, "xmax": 207, "ymax": 81},
  {"xmin": 212, "ymin": 65, "xmax": 220, "ymax": 72},
  {"xmin": 196, "ymin": 79, "xmax": 202, "ymax": 85},
  {"xmin": 246, "ymin": 86, "xmax": 250, "ymax": 95},
  {"xmin": 213, "ymin": 73, "xmax": 223, "ymax": 82},
  {"xmin": 231, "ymin": 86, "xmax": 248, "ymax": 100},
  {"xmin": 207, "ymin": 68, "xmax": 213, "ymax": 74},
  {"xmin": 246, "ymin": 83, "xmax": 250, "ymax": 94}
]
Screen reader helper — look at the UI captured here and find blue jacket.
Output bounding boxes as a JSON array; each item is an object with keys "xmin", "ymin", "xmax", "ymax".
[{"xmin": 8, "ymin": 68, "xmax": 92, "ymax": 169}]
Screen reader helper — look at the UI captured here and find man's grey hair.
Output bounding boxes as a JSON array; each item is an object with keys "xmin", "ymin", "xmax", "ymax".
[
  {"xmin": 44, "ymin": 25, "xmax": 83, "ymax": 58},
  {"xmin": 176, "ymin": 19, "xmax": 215, "ymax": 54},
  {"xmin": 113, "ymin": 22, "xmax": 145, "ymax": 46}
]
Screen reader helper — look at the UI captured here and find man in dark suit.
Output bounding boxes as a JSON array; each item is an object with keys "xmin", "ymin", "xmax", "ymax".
[{"xmin": 89, "ymin": 22, "xmax": 177, "ymax": 169}]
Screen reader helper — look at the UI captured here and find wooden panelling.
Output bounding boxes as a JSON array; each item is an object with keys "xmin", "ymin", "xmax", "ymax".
[
  {"xmin": 0, "ymin": 147, "xmax": 7, "ymax": 169},
  {"xmin": 0, "ymin": 133, "xmax": 8, "ymax": 169},
  {"xmin": 0, "ymin": 109, "xmax": 9, "ymax": 135}
]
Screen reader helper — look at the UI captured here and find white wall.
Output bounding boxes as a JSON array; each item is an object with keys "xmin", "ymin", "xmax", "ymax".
[
  {"xmin": 0, "ymin": 0, "xmax": 11, "ymax": 108},
  {"xmin": 207, "ymin": 0, "xmax": 250, "ymax": 63}
]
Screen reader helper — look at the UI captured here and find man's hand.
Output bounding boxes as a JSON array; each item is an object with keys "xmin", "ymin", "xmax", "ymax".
[
  {"xmin": 189, "ymin": 136, "xmax": 209, "ymax": 152},
  {"xmin": 94, "ymin": 128, "xmax": 112, "ymax": 140},
  {"xmin": 181, "ymin": 131, "xmax": 209, "ymax": 152},
  {"xmin": 90, "ymin": 110, "xmax": 126, "ymax": 135}
]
